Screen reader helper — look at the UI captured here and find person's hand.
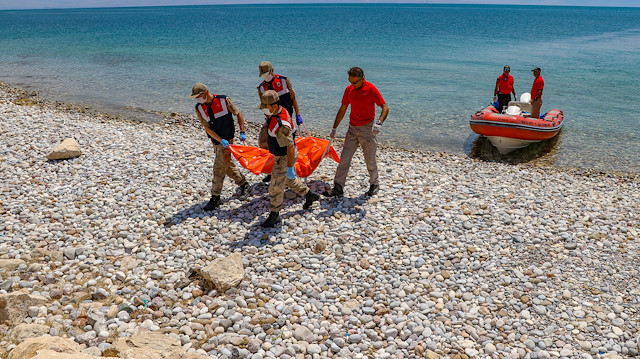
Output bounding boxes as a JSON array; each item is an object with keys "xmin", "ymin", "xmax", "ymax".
[
  {"xmin": 239, "ymin": 132, "xmax": 247, "ymax": 142},
  {"xmin": 295, "ymin": 115, "xmax": 303, "ymax": 125},
  {"xmin": 493, "ymin": 96, "xmax": 497, "ymax": 102},
  {"xmin": 372, "ymin": 120, "xmax": 382, "ymax": 135},
  {"xmin": 287, "ymin": 167, "xmax": 295, "ymax": 180},
  {"xmin": 330, "ymin": 128, "xmax": 336, "ymax": 138},
  {"xmin": 220, "ymin": 139, "xmax": 229, "ymax": 148}
]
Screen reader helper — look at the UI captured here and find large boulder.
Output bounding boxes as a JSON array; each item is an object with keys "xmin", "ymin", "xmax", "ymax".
[
  {"xmin": 104, "ymin": 332, "xmax": 209, "ymax": 359},
  {"xmin": 10, "ymin": 323, "xmax": 51, "ymax": 343},
  {"xmin": 0, "ymin": 292, "xmax": 48, "ymax": 324},
  {"xmin": 47, "ymin": 138, "xmax": 81, "ymax": 160},
  {"xmin": 7, "ymin": 336, "xmax": 82, "ymax": 359},
  {"xmin": 31, "ymin": 350, "xmax": 101, "ymax": 359},
  {"xmin": 198, "ymin": 252, "xmax": 244, "ymax": 292}
]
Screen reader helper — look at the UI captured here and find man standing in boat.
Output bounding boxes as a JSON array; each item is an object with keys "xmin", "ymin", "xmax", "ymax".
[
  {"xmin": 530, "ymin": 67, "xmax": 544, "ymax": 118},
  {"xmin": 257, "ymin": 61, "xmax": 304, "ymax": 183},
  {"xmin": 494, "ymin": 65, "xmax": 516, "ymax": 113},
  {"xmin": 324, "ymin": 67, "xmax": 389, "ymax": 198}
]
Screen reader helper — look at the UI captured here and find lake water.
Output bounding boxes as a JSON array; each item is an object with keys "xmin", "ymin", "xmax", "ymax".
[{"xmin": 1, "ymin": 4, "xmax": 638, "ymax": 172}]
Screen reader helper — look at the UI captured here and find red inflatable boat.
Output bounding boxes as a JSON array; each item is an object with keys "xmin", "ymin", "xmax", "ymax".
[{"xmin": 470, "ymin": 104, "xmax": 564, "ymax": 154}]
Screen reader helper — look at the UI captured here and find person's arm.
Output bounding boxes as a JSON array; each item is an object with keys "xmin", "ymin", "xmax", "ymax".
[
  {"xmin": 275, "ymin": 125, "xmax": 296, "ymax": 167},
  {"xmin": 378, "ymin": 103, "xmax": 389, "ymax": 124},
  {"xmin": 196, "ymin": 111, "xmax": 223, "ymax": 142},
  {"xmin": 494, "ymin": 78, "xmax": 500, "ymax": 97},
  {"xmin": 286, "ymin": 78, "xmax": 300, "ymax": 116},
  {"xmin": 287, "ymin": 144, "xmax": 296, "ymax": 167},
  {"xmin": 225, "ymin": 97, "xmax": 245, "ymax": 133},
  {"xmin": 534, "ymin": 88, "xmax": 543, "ymax": 101},
  {"xmin": 333, "ymin": 104, "xmax": 348, "ymax": 129}
]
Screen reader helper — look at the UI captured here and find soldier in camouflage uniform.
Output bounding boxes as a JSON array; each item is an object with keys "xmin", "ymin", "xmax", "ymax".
[
  {"xmin": 191, "ymin": 83, "xmax": 251, "ymax": 211},
  {"xmin": 260, "ymin": 90, "xmax": 319, "ymax": 228}
]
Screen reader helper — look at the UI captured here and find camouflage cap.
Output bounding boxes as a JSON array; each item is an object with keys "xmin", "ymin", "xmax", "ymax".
[
  {"xmin": 262, "ymin": 90, "xmax": 279, "ymax": 105},
  {"xmin": 190, "ymin": 83, "xmax": 207, "ymax": 98},
  {"xmin": 259, "ymin": 61, "xmax": 273, "ymax": 77}
]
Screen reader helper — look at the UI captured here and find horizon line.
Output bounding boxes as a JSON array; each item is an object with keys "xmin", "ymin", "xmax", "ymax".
[{"xmin": 2, "ymin": 1, "xmax": 639, "ymax": 11}]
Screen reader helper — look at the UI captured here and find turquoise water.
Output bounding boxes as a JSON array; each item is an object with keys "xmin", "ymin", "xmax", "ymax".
[{"xmin": 1, "ymin": 4, "xmax": 639, "ymax": 172}]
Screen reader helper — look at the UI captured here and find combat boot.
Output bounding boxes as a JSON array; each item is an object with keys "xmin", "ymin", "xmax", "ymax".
[
  {"xmin": 365, "ymin": 184, "xmax": 379, "ymax": 197},
  {"xmin": 237, "ymin": 182, "xmax": 252, "ymax": 200},
  {"xmin": 261, "ymin": 211, "xmax": 280, "ymax": 228},
  {"xmin": 203, "ymin": 195, "xmax": 221, "ymax": 211},
  {"xmin": 322, "ymin": 184, "xmax": 343, "ymax": 197},
  {"xmin": 303, "ymin": 190, "xmax": 320, "ymax": 209}
]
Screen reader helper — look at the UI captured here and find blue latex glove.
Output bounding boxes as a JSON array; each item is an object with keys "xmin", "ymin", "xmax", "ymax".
[
  {"xmin": 287, "ymin": 167, "xmax": 295, "ymax": 180},
  {"xmin": 220, "ymin": 139, "xmax": 229, "ymax": 148},
  {"xmin": 295, "ymin": 114, "xmax": 303, "ymax": 125},
  {"xmin": 239, "ymin": 132, "xmax": 247, "ymax": 142}
]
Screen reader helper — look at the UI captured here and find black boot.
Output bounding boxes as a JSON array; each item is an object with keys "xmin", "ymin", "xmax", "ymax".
[
  {"xmin": 322, "ymin": 184, "xmax": 343, "ymax": 197},
  {"xmin": 261, "ymin": 211, "xmax": 280, "ymax": 228},
  {"xmin": 303, "ymin": 191, "xmax": 320, "ymax": 209},
  {"xmin": 237, "ymin": 182, "xmax": 252, "ymax": 200},
  {"xmin": 365, "ymin": 184, "xmax": 379, "ymax": 197},
  {"xmin": 262, "ymin": 174, "xmax": 272, "ymax": 183},
  {"xmin": 203, "ymin": 195, "xmax": 221, "ymax": 211}
]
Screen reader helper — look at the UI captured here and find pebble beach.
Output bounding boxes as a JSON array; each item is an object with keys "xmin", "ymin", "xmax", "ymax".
[{"xmin": 1, "ymin": 81, "xmax": 639, "ymax": 359}]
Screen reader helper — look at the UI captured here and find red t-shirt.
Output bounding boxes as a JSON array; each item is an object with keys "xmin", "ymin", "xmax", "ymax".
[
  {"xmin": 341, "ymin": 80, "xmax": 385, "ymax": 126},
  {"xmin": 497, "ymin": 74, "xmax": 514, "ymax": 94},
  {"xmin": 531, "ymin": 76, "xmax": 544, "ymax": 99}
]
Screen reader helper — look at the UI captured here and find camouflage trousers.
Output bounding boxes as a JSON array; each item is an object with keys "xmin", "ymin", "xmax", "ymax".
[
  {"xmin": 269, "ymin": 155, "xmax": 309, "ymax": 212},
  {"xmin": 211, "ymin": 143, "xmax": 246, "ymax": 196},
  {"xmin": 334, "ymin": 121, "xmax": 379, "ymax": 187}
]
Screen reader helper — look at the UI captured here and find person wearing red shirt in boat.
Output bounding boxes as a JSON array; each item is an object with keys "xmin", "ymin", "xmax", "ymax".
[
  {"xmin": 494, "ymin": 65, "xmax": 516, "ymax": 113},
  {"xmin": 530, "ymin": 67, "xmax": 545, "ymax": 118},
  {"xmin": 323, "ymin": 67, "xmax": 389, "ymax": 198},
  {"xmin": 191, "ymin": 83, "xmax": 252, "ymax": 211}
]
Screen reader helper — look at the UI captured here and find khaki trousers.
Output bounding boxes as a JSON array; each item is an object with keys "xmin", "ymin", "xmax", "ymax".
[
  {"xmin": 532, "ymin": 97, "xmax": 543, "ymax": 118},
  {"xmin": 211, "ymin": 143, "xmax": 246, "ymax": 196},
  {"xmin": 269, "ymin": 154, "xmax": 309, "ymax": 212},
  {"xmin": 334, "ymin": 122, "xmax": 379, "ymax": 188}
]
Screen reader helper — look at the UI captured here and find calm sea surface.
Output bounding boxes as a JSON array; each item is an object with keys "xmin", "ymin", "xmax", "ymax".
[{"xmin": 1, "ymin": 4, "xmax": 639, "ymax": 172}]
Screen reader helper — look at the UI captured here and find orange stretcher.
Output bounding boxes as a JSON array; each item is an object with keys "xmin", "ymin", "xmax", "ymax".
[{"xmin": 228, "ymin": 136, "xmax": 340, "ymax": 178}]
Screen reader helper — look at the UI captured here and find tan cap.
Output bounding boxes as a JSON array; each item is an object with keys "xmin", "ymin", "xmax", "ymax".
[
  {"xmin": 262, "ymin": 90, "xmax": 279, "ymax": 105},
  {"xmin": 190, "ymin": 83, "xmax": 207, "ymax": 98},
  {"xmin": 259, "ymin": 61, "xmax": 273, "ymax": 78}
]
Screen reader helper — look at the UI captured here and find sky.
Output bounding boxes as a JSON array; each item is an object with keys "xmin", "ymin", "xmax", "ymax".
[{"xmin": 0, "ymin": 0, "xmax": 638, "ymax": 10}]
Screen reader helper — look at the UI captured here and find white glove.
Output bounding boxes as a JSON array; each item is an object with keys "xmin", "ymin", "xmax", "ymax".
[{"xmin": 372, "ymin": 120, "xmax": 382, "ymax": 135}]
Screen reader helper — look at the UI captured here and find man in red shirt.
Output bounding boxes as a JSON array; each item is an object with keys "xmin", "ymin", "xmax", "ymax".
[
  {"xmin": 530, "ymin": 67, "xmax": 544, "ymax": 118},
  {"xmin": 323, "ymin": 67, "xmax": 389, "ymax": 197},
  {"xmin": 493, "ymin": 65, "xmax": 516, "ymax": 113}
]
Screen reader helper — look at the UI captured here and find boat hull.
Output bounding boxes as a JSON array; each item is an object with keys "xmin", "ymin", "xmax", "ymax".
[{"xmin": 470, "ymin": 106, "xmax": 564, "ymax": 154}]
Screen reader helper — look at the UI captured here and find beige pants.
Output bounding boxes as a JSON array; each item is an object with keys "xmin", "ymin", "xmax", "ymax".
[
  {"xmin": 334, "ymin": 122, "xmax": 379, "ymax": 187},
  {"xmin": 211, "ymin": 143, "xmax": 246, "ymax": 196},
  {"xmin": 269, "ymin": 154, "xmax": 309, "ymax": 212},
  {"xmin": 532, "ymin": 97, "xmax": 543, "ymax": 118}
]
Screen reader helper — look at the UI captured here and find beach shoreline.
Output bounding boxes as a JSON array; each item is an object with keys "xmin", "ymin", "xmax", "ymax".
[
  {"xmin": 1, "ymin": 81, "xmax": 639, "ymax": 358},
  {"xmin": 1, "ymin": 80, "xmax": 637, "ymax": 180}
]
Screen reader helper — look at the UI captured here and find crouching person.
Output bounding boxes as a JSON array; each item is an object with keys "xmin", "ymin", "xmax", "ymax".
[
  {"xmin": 191, "ymin": 82, "xmax": 251, "ymax": 211},
  {"xmin": 260, "ymin": 90, "xmax": 320, "ymax": 228}
]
